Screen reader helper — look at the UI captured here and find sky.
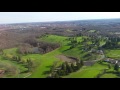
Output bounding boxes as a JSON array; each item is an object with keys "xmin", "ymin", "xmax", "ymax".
[{"xmin": 0, "ymin": 12, "xmax": 120, "ymax": 24}]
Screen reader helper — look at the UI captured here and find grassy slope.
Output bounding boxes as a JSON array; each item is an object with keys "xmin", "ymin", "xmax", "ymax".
[
  {"xmin": 101, "ymin": 73, "xmax": 118, "ymax": 78},
  {"xmin": 1, "ymin": 35, "xmax": 117, "ymax": 78},
  {"xmin": 30, "ymin": 35, "xmax": 120, "ymax": 78},
  {"xmin": 0, "ymin": 35, "xmax": 70, "ymax": 78},
  {"xmin": 105, "ymin": 49, "xmax": 120, "ymax": 59},
  {"xmin": 39, "ymin": 35, "xmax": 83, "ymax": 58},
  {"xmin": 30, "ymin": 48, "xmax": 63, "ymax": 78},
  {"xmin": 30, "ymin": 35, "xmax": 71, "ymax": 78},
  {"xmin": 0, "ymin": 48, "xmax": 27, "ymax": 78},
  {"xmin": 63, "ymin": 63, "xmax": 108, "ymax": 78},
  {"xmin": 40, "ymin": 35, "xmax": 69, "ymax": 45}
]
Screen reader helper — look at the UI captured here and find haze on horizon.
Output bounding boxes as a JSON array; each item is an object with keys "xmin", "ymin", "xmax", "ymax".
[{"xmin": 0, "ymin": 12, "xmax": 120, "ymax": 24}]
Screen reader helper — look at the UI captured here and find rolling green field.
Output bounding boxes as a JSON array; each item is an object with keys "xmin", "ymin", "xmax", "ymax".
[
  {"xmin": 0, "ymin": 34, "xmax": 119, "ymax": 78},
  {"xmin": 0, "ymin": 54, "xmax": 28, "ymax": 78},
  {"xmin": 100, "ymin": 73, "xmax": 118, "ymax": 78},
  {"xmin": 29, "ymin": 48, "xmax": 64, "ymax": 78},
  {"xmin": 39, "ymin": 35, "xmax": 70, "ymax": 45},
  {"xmin": 0, "ymin": 35, "xmax": 71, "ymax": 78},
  {"xmin": 105, "ymin": 49, "xmax": 120, "ymax": 59},
  {"xmin": 63, "ymin": 63, "xmax": 108, "ymax": 78}
]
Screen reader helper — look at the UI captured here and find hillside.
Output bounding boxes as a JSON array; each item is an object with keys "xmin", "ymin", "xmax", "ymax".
[{"xmin": 1, "ymin": 18, "xmax": 120, "ymax": 78}]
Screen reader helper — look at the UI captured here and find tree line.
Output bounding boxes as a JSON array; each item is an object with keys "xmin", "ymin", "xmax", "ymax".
[{"xmin": 47, "ymin": 60, "xmax": 84, "ymax": 78}]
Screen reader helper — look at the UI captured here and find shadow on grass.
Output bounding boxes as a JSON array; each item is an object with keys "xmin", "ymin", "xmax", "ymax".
[
  {"xmin": 106, "ymin": 71, "xmax": 118, "ymax": 74},
  {"xmin": 62, "ymin": 48, "xmax": 71, "ymax": 52},
  {"xmin": 20, "ymin": 70, "xmax": 29, "ymax": 73},
  {"xmin": 42, "ymin": 65, "xmax": 53, "ymax": 75},
  {"xmin": 43, "ymin": 71, "xmax": 51, "ymax": 75}
]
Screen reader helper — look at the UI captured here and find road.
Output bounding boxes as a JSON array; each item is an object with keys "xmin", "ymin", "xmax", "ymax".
[{"xmin": 84, "ymin": 50, "xmax": 105, "ymax": 66}]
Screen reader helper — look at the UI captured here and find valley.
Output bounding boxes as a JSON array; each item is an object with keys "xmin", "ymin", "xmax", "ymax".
[{"xmin": 0, "ymin": 18, "xmax": 120, "ymax": 78}]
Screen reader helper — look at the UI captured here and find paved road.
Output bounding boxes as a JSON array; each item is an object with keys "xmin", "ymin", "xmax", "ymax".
[
  {"xmin": 84, "ymin": 50, "xmax": 105, "ymax": 66},
  {"xmin": 23, "ymin": 73, "xmax": 31, "ymax": 78}
]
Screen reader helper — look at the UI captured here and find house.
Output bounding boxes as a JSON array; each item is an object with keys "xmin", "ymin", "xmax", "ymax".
[
  {"xmin": 104, "ymin": 58, "xmax": 117, "ymax": 64},
  {"xmin": 31, "ymin": 47, "xmax": 40, "ymax": 54},
  {"xmin": 90, "ymin": 49, "xmax": 96, "ymax": 53},
  {"xmin": 110, "ymin": 60, "xmax": 117, "ymax": 64},
  {"xmin": 115, "ymin": 60, "xmax": 120, "ymax": 67},
  {"xmin": 104, "ymin": 58, "xmax": 110, "ymax": 62},
  {"xmin": 96, "ymin": 50, "xmax": 104, "ymax": 55}
]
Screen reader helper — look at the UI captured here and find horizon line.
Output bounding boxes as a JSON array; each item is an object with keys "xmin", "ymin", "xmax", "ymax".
[{"xmin": 1, "ymin": 17, "xmax": 120, "ymax": 25}]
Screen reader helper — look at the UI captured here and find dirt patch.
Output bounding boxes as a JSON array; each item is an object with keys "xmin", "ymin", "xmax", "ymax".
[
  {"xmin": 84, "ymin": 61, "xmax": 95, "ymax": 66},
  {"xmin": 56, "ymin": 55, "xmax": 77, "ymax": 63},
  {"xmin": 56, "ymin": 55, "xmax": 96, "ymax": 66},
  {"xmin": 0, "ymin": 70, "xmax": 5, "ymax": 78}
]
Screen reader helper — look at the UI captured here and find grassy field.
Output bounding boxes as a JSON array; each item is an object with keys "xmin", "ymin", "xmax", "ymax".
[
  {"xmin": 39, "ymin": 35, "xmax": 70, "ymax": 45},
  {"xmin": 100, "ymin": 66, "xmax": 120, "ymax": 78},
  {"xmin": 100, "ymin": 41, "xmax": 106, "ymax": 46},
  {"xmin": 1, "ymin": 34, "xmax": 118, "ymax": 78},
  {"xmin": 63, "ymin": 62, "xmax": 108, "ymax": 78},
  {"xmin": 0, "ymin": 54, "xmax": 28, "ymax": 78},
  {"xmin": 30, "ymin": 35, "xmax": 80, "ymax": 77},
  {"xmin": 0, "ymin": 35, "xmax": 69, "ymax": 78},
  {"xmin": 100, "ymin": 73, "xmax": 118, "ymax": 78},
  {"xmin": 88, "ymin": 30, "xmax": 96, "ymax": 33},
  {"xmin": 29, "ymin": 48, "xmax": 63, "ymax": 78},
  {"xmin": 3, "ymin": 48, "xmax": 19, "ymax": 56},
  {"xmin": 105, "ymin": 49, "xmax": 120, "ymax": 59}
]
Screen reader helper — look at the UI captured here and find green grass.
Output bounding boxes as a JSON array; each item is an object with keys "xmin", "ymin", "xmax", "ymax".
[
  {"xmin": 1, "ymin": 47, "xmax": 63, "ymax": 78},
  {"xmin": 29, "ymin": 35, "xmax": 83, "ymax": 77},
  {"xmin": 100, "ymin": 41, "xmax": 106, "ymax": 46},
  {"xmin": 63, "ymin": 63, "xmax": 108, "ymax": 78},
  {"xmin": 77, "ymin": 37, "xmax": 83, "ymax": 42},
  {"xmin": 88, "ymin": 30, "xmax": 96, "ymax": 33},
  {"xmin": 39, "ymin": 35, "xmax": 70, "ymax": 45},
  {"xmin": 29, "ymin": 48, "xmax": 63, "ymax": 78},
  {"xmin": 100, "ymin": 73, "xmax": 118, "ymax": 78},
  {"xmin": 0, "ymin": 35, "xmax": 72, "ymax": 78},
  {"xmin": 0, "ymin": 55, "xmax": 28, "ymax": 78},
  {"xmin": 105, "ymin": 49, "xmax": 120, "ymax": 59},
  {"xmin": 100, "ymin": 67, "xmax": 120, "ymax": 78},
  {"xmin": 63, "ymin": 46, "xmax": 82, "ymax": 58},
  {"xmin": 0, "ymin": 34, "xmax": 114, "ymax": 78},
  {"xmin": 4, "ymin": 48, "xmax": 19, "ymax": 56}
]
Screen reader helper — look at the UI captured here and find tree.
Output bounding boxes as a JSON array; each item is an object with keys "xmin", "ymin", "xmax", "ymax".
[
  {"xmin": 71, "ymin": 63, "xmax": 75, "ymax": 72},
  {"xmin": 0, "ymin": 49, "xmax": 3, "ymax": 55},
  {"xmin": 65, "ymin": 62, "xmax": 73, "ymax": 73},
  {"xmin": 61, "ymin": 63, "xmax": 66, "ymax": 71},
  {"xmin": 60, "ymin": 70, "xmax": 66, "ymax": 76},
  {"xmin": 17, "ymin": 56, "xmax": 21, "ymax": 62},
  {"xmin": 54, "ymin": 73, "xmax": 60, "ymax": 78},
  {"xmin": 114, "ymin": 63, "xmax": 119, "ymax": 72},
  {"xmin": 12, "ymin": 56, "xmax": 17, "ymax": 61},
  {"xmin": 108, "ymin": 64, "xmax": 111, "ymax": 69},
  {"xmin": 26, "ymin": 58, "xmax": 33, "ymax": 72},
  {"xmin": 76, "ymin": 61, "xmax": 81, "ymax": 70},
  {"xmin": 80, "ymin": 60, "xmax": 84, "ymax": 66},
  {"xmin": 57, "ymin": 69, "xmax": 61, "ymax": 76},
  {"xmin": 76, "ymin": 59, "xmax": 82, "ymax": 70},
  {"xmin": 50, "ymin": 61, "xmax": 58, "ymax": 74}
]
